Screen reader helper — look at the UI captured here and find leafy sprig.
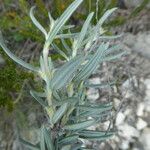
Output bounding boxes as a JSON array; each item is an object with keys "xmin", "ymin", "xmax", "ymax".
[{"xmin": 0, "ymin": 0, "xmax": 126, "ymax": 149}]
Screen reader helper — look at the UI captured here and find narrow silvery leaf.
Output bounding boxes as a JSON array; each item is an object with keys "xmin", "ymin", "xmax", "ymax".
[
  {"xmin": 81, "ymin": 8, "xmax": 117, "ymax": 50},
  {"xmin": 53, "ymin": 97, "xmax": 78, "ymax": 106},
  {"xmin": 78, "ymin": 104, "xmax": 112, "ymax": 112},
  {"xmin": 44, "ymin": 0, "xmax": 83, "ymax": 50},
  {"xmin": 79, "ymin": 107, "xmax": 112, "ymax": 118},
  {"xmin": 51, "ymin": 56, "xmax": 84, "ymax": 90},
  {"xmin": 98, "ymin": 34, "xmax": 123, "ymax": 40},
  {"xmin": 20, "ymin": 138, "xmax": 40, "ymax": 150},
  {"xmin": 52, "ymin": 43, "xmax": 68, "ymax": 60},
  {"xmin": 104, "ymin": 45, "xmax": 121, "ymax": 56},
  {"xmin": 30, "ymin": 6, "xmax": 48, "ymax": 38},
  {"xmin": 43, "ymin": 127, "xmax": 54, "ymax": 150},
  {"xmin": 74, "ymin": 43, "xmax": 109, "ymax": 81},
  {"xmin": 40, "ymin": 126, "xmax": 46, "ymax": 150},
  {"xmin": 58, "ymin": 135, "xmax": 79, "ymax": 145},
  {"xmin": 30, "ymin": 90, "xmax": 47, "ymax": 107},
  {"xmin": 0, "ymin": 32, "xmax": 39, "ymax": 72},
  {"xmin": 56, "ymin": 33, "xmax": 79, "ymax": 39},
  {"xmin": 103, "ymin": 51, "xmax": 127, "ymax": 62},
  {"xmin": 82, "ymin": 102, "xmax": 113, "ymax": 109},
  {"xmin": 72, "ymin": 12, "xmax": 94, "ymax": 57},
  {"xmin": 62, "ymin": 25, "xmax": 75, "ymax": 30},
  {"xmin": 48, "ymin": 12, "xmax": 55, "ymax": 31},
  {"xmin": 63, "ymin": 120, "xmax": 95, "ymax": 131},
  {"xmin": 61, "ymin": 38, "xmax": 72, "ymax": 55},
  {"xmin": 52, "ymin": 103, "xmax": 68, "ymax": 124},
  {"xmin": 79, "ymin": 130, "xmax": 114, "ymax": 140},
  {"xmin": 31, "ymin": 90, "xmax": 46, "ymax": 98},
  {"xmin": 98, "ymin": 8, "xmax": 117, "ymax": 27}
]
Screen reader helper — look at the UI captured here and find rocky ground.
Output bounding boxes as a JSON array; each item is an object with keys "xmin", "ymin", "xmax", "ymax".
[{"xmin": 85, "ymin": 8, "xmax": 150, "ymax": 150}]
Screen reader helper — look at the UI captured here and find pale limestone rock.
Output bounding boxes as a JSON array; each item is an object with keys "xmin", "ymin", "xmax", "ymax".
[
  {"xmin": 118, "ymin": 124, "xmax": 140, "ymax": 140},
  {"xmin": 137, "ymin": 103, "xmax": 145, "ymax": 117},
  {"xmin": 136, "ymin": 118, "xmax": 147, "ymax": 130},
  {"xmin": 119, "ymin": 140, "xmax": 129, "ymax": 150},
  {"xmin": 116, "ymin": 112, "xmax": 126, "ymax": 126},
  {"xmin": 89, "ymin": 77, "xmax": 101, "ymax": 84},
  {"xmin": 87, "ymin": 88, "xmax": 99, "ymax": 101},
  {"xmin": 123, "ymin": 32, "xmax": 150, "ymax": 59},
  {"xmin": 140, "ymin": 128, "xmax": 150, "ymax": 150}
]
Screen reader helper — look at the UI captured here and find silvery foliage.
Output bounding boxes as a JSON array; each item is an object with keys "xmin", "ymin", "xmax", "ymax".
[{"xmin": 0, "ymin": 0, "xmax": 126, "ymax": 149}]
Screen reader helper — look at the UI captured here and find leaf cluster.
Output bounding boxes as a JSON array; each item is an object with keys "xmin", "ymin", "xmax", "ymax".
[{"xmin": 0, "ymin": 0, "xmax": 126, "ymax": 149}]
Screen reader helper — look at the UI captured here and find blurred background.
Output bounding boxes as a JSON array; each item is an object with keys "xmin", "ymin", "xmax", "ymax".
[{"xmin": 0, "ymin": 0, "xmax": 150, "ymax": 150}]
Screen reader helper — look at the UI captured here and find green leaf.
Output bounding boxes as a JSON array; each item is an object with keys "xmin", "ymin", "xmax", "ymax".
[
  {"xmin": 30, "ymin": 6, "xmax": 48, "ymax": 38},
  {"xmin": 44, "ymin": 0, "xmax": 83, "ymax": 49},
  {"xmin": 63, "ymin": 120, "xmax": 95, "ymax": 131},
  {"xmin": 79, "ymin": 130, "xmax": 115, "ymax": 139},
  {"xmin": 98, "ymin": 34, "xmax": 123, "ymax": 40},
  {"xmin": 74, "ymin": 43, "xmax": 109, "ymax": 81},
  {"xmin": 52, "ymin": 103, "xmax": 68, "ymax": 124},
  {"xmin": 79, "ymin": 107, "xmax": 112, "ymax": 118},
  {"xmin": 98, "ymin": 7, "xmax": 117, "ymax": 27},
  {"xmin": 40, "ymin": 126, "xmax": 46, "ymax": 150},
  {"xmin": 20, "ymin": 138, "xmax": 40, "ymax": 150},
  {"xmin": 0, "ymin": 32, "xmax": 39, "ymax": 72},
  {"xmin": 62, "ymin": 25, "xmax": 75, "ymax": 30},
  {"xmin": 52, "ymin": 43, "xmax": 68, "ymax": 60},
  {"xmin": 72, "ymin": 12, "xmax": 94, "ymax": 57},
  {"xmin": 51, "ymin": 56, "xmax": 84, "ymax": 89},
  {"xmin": 61, "ymin": 38, "xmax": 72, "ymax": 55},
  {"xmin": 78, "ymin": 104, "xmax": 113, "ymax": 112},
  {"xmin": 79, "ymin": 131, "xmax": 114, "ymax": 140},
  {"xmin": 43, "ymin": 127, "xmax": 54, "ymax": 150},
  {"xmin": 105, "ymin": 44, "xmax": 121, "ymax": 56},
  {"xmin": 58, "ymin": 135, "xmax": 79, "ymax": 145},
  {"xmin": 103, "ymin": 51, "xmax": 127, "ymax": 62},
  {"xmin": 30, "ymin": 90, "xmax": 47, "ymax": 107},
  {"xmin": 56, "ymin": 33, "xmax": 79, "ymax": 39},
  {"xmin": 53, "ymin": 97, "xmax": 78, "ymax": 106}
]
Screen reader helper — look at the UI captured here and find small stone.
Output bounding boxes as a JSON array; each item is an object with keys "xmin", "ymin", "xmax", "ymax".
[
  {"xmin": 123, "ymin": 32, "xmax": 150, "ymax": 59},
  {"xmin": 118, "ymin": 124, "xmax": 140, "ymax": 140},
  {"xmin": 119, "ymin": 140, "xmax": 129, "ymax": 150},
  {"xmin": 114, "ymin": 98, "xmax": 120, "ymax": 108},
  {"xmin": 89, "ymin": 77, "xmax": 101, "ymax": 84},
  {"xmin": 136, "ymin": 118, "xmax": 147, "ymax": 130},
  {"xmin": 116, "ymin": 112, "xmax": 126, "ymax": 126},
  {"xmin": 122, "ymin": 79, "xmax": 131, "ymax": 89},
  {"xmin": 87, "ymin": 88, "xmax": 99, "ymax": 101},
  {"xmin": 140, "ymin": 128, "xmax": 150, "ymax": 150},
  {"xmin": 137, "ymin": 103, "xmax": 145, "ymax": 117},
  {"xmin": 144, "ymin": 79, "xmax": 150, "ymax": 90},
  {"xmin": 124, "ymin": 109, "xmax": 132, "ymax": 116}
]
